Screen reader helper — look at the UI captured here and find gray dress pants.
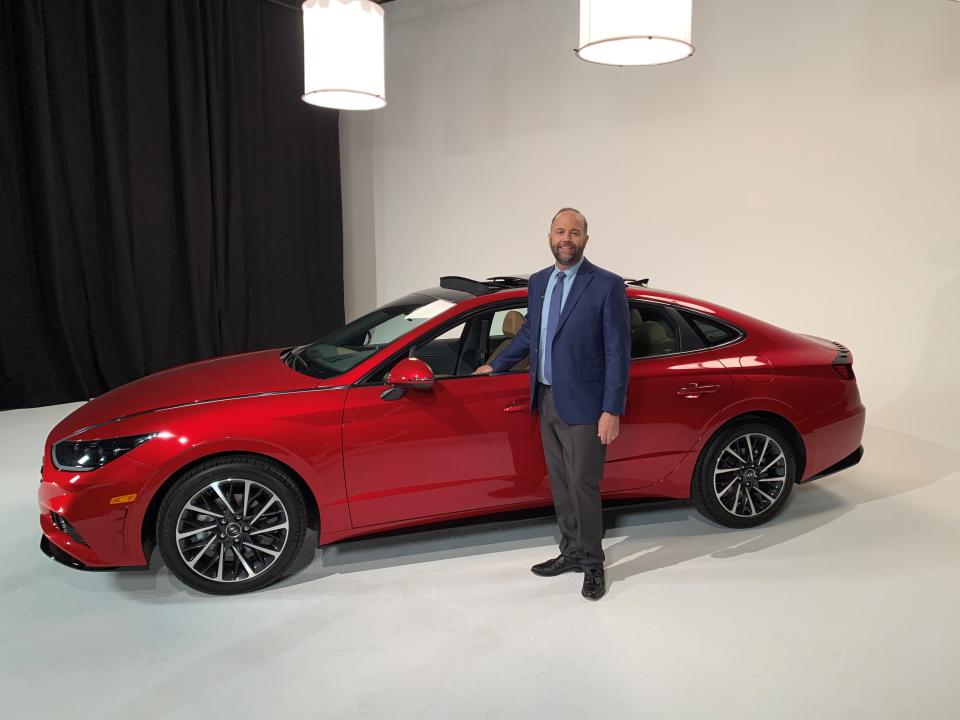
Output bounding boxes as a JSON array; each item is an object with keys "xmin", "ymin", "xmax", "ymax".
[{"xmin": 536, "ymin": 382, "xmax": 607, "ymax": 569}]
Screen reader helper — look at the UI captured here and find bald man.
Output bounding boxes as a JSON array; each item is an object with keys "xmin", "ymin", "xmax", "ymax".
[{"xmin": 475, "ymin": 208, "xmax": 630, "ymax": 600}]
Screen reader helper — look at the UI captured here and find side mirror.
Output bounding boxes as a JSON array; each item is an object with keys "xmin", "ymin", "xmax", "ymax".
[{"xmin": 385, "ymin": 357, "xmax": 435, "ymax": 391}]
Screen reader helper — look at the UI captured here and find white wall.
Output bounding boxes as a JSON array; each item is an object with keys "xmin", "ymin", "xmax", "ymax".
[{"xmin": 341, "ymin": 0, "xmax": 960, "ymax": 450}]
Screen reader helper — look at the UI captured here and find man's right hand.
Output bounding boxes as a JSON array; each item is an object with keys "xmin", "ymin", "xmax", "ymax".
[{"xmin": 473, "ymin": 364, "xmax": 494, "ymax": 375}]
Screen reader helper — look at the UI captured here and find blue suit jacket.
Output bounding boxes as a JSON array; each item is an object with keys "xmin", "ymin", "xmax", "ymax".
[{"xmin": 489, "ymin": 256, "xmax": 631, "ymax": 425}]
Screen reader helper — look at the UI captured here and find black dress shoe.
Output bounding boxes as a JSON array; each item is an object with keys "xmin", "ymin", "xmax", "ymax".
[
  {"xmin": 531, "ymin": 555, "xmax": 583, "ymax": 577},
  {"xmin": 581, "ymin": 568, "xmax": 606, "ymax": 600}
]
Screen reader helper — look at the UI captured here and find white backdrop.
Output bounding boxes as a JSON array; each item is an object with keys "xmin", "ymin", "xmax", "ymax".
[{"xmin": 340, "ymin": 0, "xmax": 960, "ymax": 450}]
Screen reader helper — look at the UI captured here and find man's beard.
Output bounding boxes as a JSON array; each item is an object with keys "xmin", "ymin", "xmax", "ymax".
[{"xmin": 551, "ymin": 243, "xmax": 583, "ymax": 266}]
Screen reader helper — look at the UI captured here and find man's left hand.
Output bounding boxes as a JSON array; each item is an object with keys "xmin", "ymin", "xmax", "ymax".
[{"xmin": 598, "ymin": 412, "xmax": 620, "ymax": 445}]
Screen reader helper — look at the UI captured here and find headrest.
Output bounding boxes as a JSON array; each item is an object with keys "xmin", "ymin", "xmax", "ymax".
[
  {"xmin": 642, "ymin": 320, "xmax": 667, "ymax": 340},
  {"xmin": 502, "ymin": 310, "xmax": 524, "ymax": 336},
  {"xmin": 630, "ymin": 308, "xmax": 644, "ymax": 330}
]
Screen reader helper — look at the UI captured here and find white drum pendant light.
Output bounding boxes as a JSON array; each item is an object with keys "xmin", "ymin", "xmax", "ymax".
[
  {"xmin": 576, "ymin": 0, "xmax": 694, "ymax": 66},
  {"xmin": 302, "ymin": 0, "xmax": 386, "ymax": 110}
]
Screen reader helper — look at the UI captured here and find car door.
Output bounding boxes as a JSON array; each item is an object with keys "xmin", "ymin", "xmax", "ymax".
[
  {"xmin": 342, "ymin": 304, "xmax": 550, "ymax": 528},
  {"xmin": 602, "ymin": 301, "xmax": 736, "ymax": 493}
]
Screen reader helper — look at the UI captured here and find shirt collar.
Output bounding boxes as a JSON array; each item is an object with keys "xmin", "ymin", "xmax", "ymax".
[{"xmin": 553, "ymin": 256, "xmax": 585, "ymax": 281}]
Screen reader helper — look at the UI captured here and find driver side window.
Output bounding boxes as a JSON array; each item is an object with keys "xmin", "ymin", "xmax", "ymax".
[
  {"xmin": 485, "ymin": 307, "xmax": 529, "ymax": 373},
  {"xmin": 413, "ymin": 305, "xmax": 529, "ymax": 379}
]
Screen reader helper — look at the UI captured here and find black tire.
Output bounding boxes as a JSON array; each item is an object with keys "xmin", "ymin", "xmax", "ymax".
[
  {"xmin": 691, "ymin": 421, "xmax": 797, "ymax": 529},
  {"xmin": 157, "ymin": 455, "xmax": 307, "ymax": 594}
]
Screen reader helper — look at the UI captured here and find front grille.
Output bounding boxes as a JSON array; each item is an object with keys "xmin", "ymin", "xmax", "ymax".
[{"xmin": 50, "ymin": 512, "xmax": 88, "ymax": 545}]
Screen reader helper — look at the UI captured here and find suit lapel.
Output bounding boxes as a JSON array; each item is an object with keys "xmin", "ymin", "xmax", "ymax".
[
  {"xmin": 528, "ymin": 266, "xmax": 552, "ymax": 338},
  {"xmin": 552, "ymin": 257, "xmax": 595, "ymax": 342}
]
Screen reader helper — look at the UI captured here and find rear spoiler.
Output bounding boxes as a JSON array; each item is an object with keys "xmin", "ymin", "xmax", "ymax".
[{"xmin": 798, "ymin": 334, "xmax": 853, "ymax": 364}]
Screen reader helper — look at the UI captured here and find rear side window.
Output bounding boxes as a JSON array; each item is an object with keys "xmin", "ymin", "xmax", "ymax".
[
  {"xmin": 628, "ymin": 302, "xmax": 679, "ymax": 358},
  {"xmin": 679, "ymin": 310, "xmax": 741, "ymax": 347}
]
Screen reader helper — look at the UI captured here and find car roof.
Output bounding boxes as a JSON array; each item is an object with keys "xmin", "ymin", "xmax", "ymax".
[
  {"xmin": 413, "ymin": 274, "xmax": 772, "ymax": 332},
  {"xmin": 417, "ymin": 275, "xmax": 719, "ymax": 313}
]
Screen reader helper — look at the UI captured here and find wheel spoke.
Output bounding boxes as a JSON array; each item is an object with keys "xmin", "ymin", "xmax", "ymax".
[
  {"xmin": 212, "ymin": 481, "xmax": 237, "ymax": 515},
  {"xmin": 243, "ymin": 541, "xmax": 281, "ymax": 558},
  {"xmin": 242, "ymin": 480, "xmax": 251, "ymax": 517},
  {"xmin": 759, "ymin": 475, "xmax": 785, "ymax": 483},
  {"xmin": 176, "ymin": 524, "xmax": 217, "ymax": 541},
  {"xmin": 745, "ymin": 487, "xmax": 757, "ymax": 516},
  {"xmin": 234, "ymin": 548, "xmax": 256, "ymax": 578},
  {"xmin": 216, "ymin": 544, "xmax": 225, "ymax": 581},
  {"xmin": 755, "ymin": 487, "xmax": 776, "ymax": 503},
  {"xmin": 187, "ymin": 535, "xmax": 218, "ymax": 568},
  {"xmin": 732, "ymin": 484, "xmax": 741, "ymax": 513},
  {"xmin": 185, "ymin": 503, "xmax": 222, "ymax": 518},
  {"xmin": 718, "ymin": 479, "xmax": 737, "ymax": 498},
  {"xmin": 249, "ymin": 522, "xmax": 289, "ymax": 536},
  {"xmin": 715, "ymin": 466, "xmax": 739, "ymax": 475},
  {"xmin": 746, "ymin": 434, "xmax": 754, "ymax": 463},
  {"xmin": 723, "ymin": 446, "xmax": 746, "ymax": 464},
  {"xmin": 250, "ymin": 495, "xmax": 277, "ymax": 525},
  {"xmin": 761, "ymin": 453, "xmax": 784, "ymax": 473},
  {"xmin": 757, "ymin": 436, "xmax": 770, "ymax": 466}
]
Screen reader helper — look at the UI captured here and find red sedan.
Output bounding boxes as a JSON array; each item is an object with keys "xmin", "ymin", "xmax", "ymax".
[{"xmin": 39, "ymin": 275, "xmax": 865, "ymax": 594}]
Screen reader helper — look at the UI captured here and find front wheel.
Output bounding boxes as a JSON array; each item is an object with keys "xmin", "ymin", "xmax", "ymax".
[
  {"xmin": 691, "ymin": 422, "xmax": 796, "ymax": 528},
  {"xmin": 157, "ymin": 456, "xmax": 307, "ymax": 594}
]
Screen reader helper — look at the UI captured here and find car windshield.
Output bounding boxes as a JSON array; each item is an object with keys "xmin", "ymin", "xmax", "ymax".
[{"xmin": 284, "ymin": 293, "xmax": 457, "ymax": 379}]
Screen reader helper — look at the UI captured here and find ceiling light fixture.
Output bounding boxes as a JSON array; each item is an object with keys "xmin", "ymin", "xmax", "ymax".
[
  {"xmin": 302, "ymin": 0, "xmax": 386, "ymax": 110},
  {"xmin": 576, "ymin": 0, "xmax": 694, "ymax": 67}
]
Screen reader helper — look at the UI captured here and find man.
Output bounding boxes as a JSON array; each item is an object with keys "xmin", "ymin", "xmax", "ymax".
[{"xmin": 474, "ymin": 208, "xmax": 630, "ymax": 600}]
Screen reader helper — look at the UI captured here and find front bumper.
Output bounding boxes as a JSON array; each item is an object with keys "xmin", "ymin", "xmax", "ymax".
[
  {"xmin": 39, "ymin": 535, "xmax": 118, "ymax": 571},
  {"xmin": 38, "ymin": 450, "xmax": 155, "ymax": 569}
]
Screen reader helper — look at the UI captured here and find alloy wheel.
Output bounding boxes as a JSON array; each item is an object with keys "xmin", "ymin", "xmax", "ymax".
[
  {"xmin": 712, "ymin": 433, "xmax": 788, "ymax": 518},
  {"xmin": 175, "ymin": 478, "xmax": 290, "ymax": 583}
]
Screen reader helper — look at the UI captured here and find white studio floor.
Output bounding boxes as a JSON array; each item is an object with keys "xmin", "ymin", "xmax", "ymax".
[{"xmin": 1, "ymin": 402, "xmax": 958, "ymax": 720}]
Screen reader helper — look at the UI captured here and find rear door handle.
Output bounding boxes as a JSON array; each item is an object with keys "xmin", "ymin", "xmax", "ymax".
[
  {"xmin": 677, "ymin": 382, "xmax": 720, "ymax": 398},
  {"xmin": 503, "ymin": 399, "xmax": 527, "ymax": 413}
]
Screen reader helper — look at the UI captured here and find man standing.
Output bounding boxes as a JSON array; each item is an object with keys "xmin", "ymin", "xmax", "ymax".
[{"xmin": 474, "ymin": 208, "xmax": 630, "ymax": 600}]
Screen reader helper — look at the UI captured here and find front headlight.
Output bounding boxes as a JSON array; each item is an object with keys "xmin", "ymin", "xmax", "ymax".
[{"xmin": 52, "ymin": 433, "xmax": 157, "ymax": 472}]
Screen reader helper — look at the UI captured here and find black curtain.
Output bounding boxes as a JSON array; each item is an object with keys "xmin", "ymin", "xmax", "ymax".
[{"xmin": 0, "ymin": 0, "xmax": 344, "ymax": 410}]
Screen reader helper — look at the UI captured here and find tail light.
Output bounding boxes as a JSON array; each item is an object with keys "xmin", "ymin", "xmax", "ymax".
[{"xmin": 833, "ymin": 363, "xmax": 855, "ymax": 380}]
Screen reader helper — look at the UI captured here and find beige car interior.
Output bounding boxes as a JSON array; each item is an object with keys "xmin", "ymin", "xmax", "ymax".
[
  {"xmin": 631, "ymin": 307, "xmax": 678, "ymax": 356},
  {"xmin": 486, "ymin": 304, "xmax": 678, "ymax": 372},
  {"xmin": 486, "ymin": 310, "xmax": 530, "ymax": 371}
]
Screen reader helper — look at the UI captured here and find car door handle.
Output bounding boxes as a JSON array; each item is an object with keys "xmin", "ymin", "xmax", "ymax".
[
  {"xmin": 677, "ymin": 382, "xmax": 721, "ymax": 397},
  {"xmin": 503, "ymin": 399, "xmax": 527, "ymax": 413}
]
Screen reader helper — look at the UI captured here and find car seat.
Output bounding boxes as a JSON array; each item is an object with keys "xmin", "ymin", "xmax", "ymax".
[
  {"xmin": 630, "ymin": 308, "xmax": 677, "ymax": 357},
  {"xmin": 487, "ymin": 310, "xmax": 530, "ymax": 371}
]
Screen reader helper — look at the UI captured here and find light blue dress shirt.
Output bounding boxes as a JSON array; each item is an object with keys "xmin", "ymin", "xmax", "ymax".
[{"xmin": 538, "ymin": 256, "xmax": 585, "ymax": 384}]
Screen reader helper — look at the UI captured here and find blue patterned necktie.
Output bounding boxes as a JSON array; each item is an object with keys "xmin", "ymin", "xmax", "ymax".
[{"xmin": 543, "ymin": 271, "xmax": 566, "ymax": 385}]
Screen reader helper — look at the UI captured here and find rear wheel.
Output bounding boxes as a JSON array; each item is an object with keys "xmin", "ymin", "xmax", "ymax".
[
  {"xmin": 691, "ymin": 421, "xmax": 796, "ymax": 528},
  {"xmin": 157, "ymin": 456, "xmax": 307, "ymax": 594}
]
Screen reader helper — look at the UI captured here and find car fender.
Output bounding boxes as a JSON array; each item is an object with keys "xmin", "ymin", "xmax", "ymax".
[
  {"xmin": 689, "ymin": 395, "xmax": 802, "ymax": 454},
  {"xmin": 128, "ymin": 433, "xmax": 349, "ymax": 564}
]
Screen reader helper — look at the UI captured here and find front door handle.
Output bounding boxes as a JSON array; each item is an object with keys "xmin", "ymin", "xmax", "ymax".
[
  {"xmin": 503, "ymin": 399, "xmax": 527, "ymax": 413},
  {"xmin": 677, "ymin": 382, "xmax": 721, "ymax": 398}
]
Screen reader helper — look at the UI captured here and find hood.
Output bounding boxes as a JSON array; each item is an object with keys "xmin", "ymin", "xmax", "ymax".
[{"xmin": 51, "ymin": 349, "xmax": 316, "ymax": 440}]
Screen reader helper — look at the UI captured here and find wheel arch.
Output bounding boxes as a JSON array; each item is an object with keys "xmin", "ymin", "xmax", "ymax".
[
  {"xmin": 693, "ymin": 410, "xmax": 807, "ymax": 486},
  {"xmin": 140, "ymin": 451, "xmax": 321, "ymax": 562}
]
